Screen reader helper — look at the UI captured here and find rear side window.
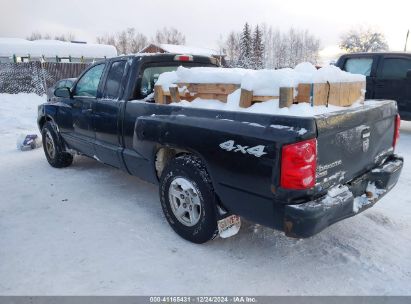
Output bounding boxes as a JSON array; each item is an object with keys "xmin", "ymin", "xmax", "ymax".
[
  {"xmin": 344, "ymin": 58, "xmax": 373, "ymax": 76},
  {"xmin": 380, "ymin": 58, "xmax": 411, "ymax": 79},
  {"xmin": 103, "ymin": 61, "xmax": 127, "ymax": 99}
]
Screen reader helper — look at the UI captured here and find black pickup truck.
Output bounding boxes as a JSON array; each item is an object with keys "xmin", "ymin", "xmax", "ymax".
[
  {"xmin": 38, "ymin": 54, "xmax": 403, "ymax": 243},
  {"xmin": 336, "ymin": 52, "xmax": 411, "ymax": 120}
]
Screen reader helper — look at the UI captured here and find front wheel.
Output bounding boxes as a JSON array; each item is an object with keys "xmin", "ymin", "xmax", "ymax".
[
  {"xmin": 41, "ymin": 121, "xmax": 73, "ymax": 168},
  {"xmin": 159, "ymin": 155, "xmax": 218, "ymax": 244}
]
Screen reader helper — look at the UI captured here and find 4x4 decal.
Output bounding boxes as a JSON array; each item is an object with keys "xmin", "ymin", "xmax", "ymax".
[{"xmin": 219, "ymin": 140, "xmax": 267, "ymax": 158}]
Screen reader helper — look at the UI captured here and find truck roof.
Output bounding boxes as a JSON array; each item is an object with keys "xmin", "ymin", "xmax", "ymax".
[{"xmin": 340, "ymin": 52, "xmax": 411, "ymax": 57}]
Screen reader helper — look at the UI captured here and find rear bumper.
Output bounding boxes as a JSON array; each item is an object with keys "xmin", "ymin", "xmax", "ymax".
[{"xmin": 283, "ymin": 155, "xmax": 403, "ymax": 238}]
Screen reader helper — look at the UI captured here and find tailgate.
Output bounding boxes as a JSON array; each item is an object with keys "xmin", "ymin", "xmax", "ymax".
[{"xmin": 315, "ymin": 100, "xmax": 398, "ymax": 190}]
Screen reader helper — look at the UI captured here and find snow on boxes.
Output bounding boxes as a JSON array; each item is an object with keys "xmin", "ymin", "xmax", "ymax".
[{"xmin": 154, "ymin": 62, "xmax": 365, "ymax": 111}]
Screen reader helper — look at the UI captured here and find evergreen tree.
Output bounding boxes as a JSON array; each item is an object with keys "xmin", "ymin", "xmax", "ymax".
[
  {"xmin": 238, "ymin": 23, "xmax": 252, "ymax": 69},
  {"xmin": 220, "ymin": 24, "xmax": 320, "ymax": 69},
  {"xmin": 252, "ymin": 25, "xmax": 264, "ymax": 69}
]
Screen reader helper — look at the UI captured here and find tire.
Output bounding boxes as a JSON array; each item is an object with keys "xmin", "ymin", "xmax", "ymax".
[
  {"xmin": 159, "ymin": 154, "xmax": 218, "ymax": 244},
  {"xmin": 41, "ymin": 121, "xmax": 73, "ymax": 168}
]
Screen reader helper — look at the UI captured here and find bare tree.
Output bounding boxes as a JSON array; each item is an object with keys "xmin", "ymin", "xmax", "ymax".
[
  {"xmin": 27, "ymin": 32, "xmax": 43, "ymax": 41},
  {"xmin": 302, "ymin": 30, "xmax": 320, "ymax": 63},
  {"xmin": 154, "ymin": 27, "xmax": 186, "ymax": 45},
  {"xmin": 43, "ymin": 33, "xmax": 52, "ymax": 40},
  {"xmin": 98, "ymin": 27, "xmax": 189, "ymax": 55},
  {"xmin": 54, "ymin": 33, "xmax": 76, "ymax": 42},
  {"xmin": 27, "ymin": 32, "xmax": 75, "ymax": 41},
  {"xmin": 223, "ymin": 31, "xmax": 241, "ymax": 67},
  {"xmin": 96, "ymin": 33, "xmax": 116, "ymax": 46},
  {"xmin": 127, "ymin": 28, "xmax": 148, "ymax": 53},
  {"xmin": 340, "ymin": 27, "xmax": 389, "ymax": 53},
  {"xmin": 287, "ymin": 28, "xmax": 299, "ymax": 68},
  {"xmin": 97, "ymin": 28, "xmax": 148, "ymax": 54},
  {"xmin": 116, "ymin": 30, "xmax": 129, "ymax": 55},
  {"xmin": 283, "ymin": 28, "xmax": 320, "ymax": 67}
]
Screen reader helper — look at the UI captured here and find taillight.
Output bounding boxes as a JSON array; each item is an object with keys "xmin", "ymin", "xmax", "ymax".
[
  {"xmin": 280, "ymin": 138, "xmax": 317, "ymax": 190},
  {"xmin": 174, "ymin": 54, "xmax": 193, "ymax": 62},
  {"xmin": 393, "ymin": 114, "xmax": 401, "ymax": 149}
]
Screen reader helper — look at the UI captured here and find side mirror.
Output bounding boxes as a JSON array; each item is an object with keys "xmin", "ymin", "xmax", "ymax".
[
  {"xmin": 407, "ymin": 70, "xmax": 411, "ymax": 80},
  {"xmin": 54, "ymin": 87, "xmax": 72, "ymax": 98}
]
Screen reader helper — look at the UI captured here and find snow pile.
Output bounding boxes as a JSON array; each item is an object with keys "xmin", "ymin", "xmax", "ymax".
[
  {"xmin": 0, "ymin": 93, "xmax": 46, "ymax": 136},
  {"xmin": 156, "ymin": 62, "xmax": 367, "ymax": 116},
  {"xmin": 0, "ymin": 37, "xmax": 117, "ymax": 58},
  {"xmin": 157, "ymin": 67, "xmax": 248, "ymax": 87},
  {"xmin": 157, "ymin": 62, "xmax": 365, "ymax": 96}
]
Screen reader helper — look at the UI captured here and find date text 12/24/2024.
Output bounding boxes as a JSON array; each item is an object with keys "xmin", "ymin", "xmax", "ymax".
[{"xmin": 149, "ymin": 296, "xmax": 257, "ymax": 303}]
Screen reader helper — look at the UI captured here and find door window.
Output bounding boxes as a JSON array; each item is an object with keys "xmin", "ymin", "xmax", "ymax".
[
  {"xmin": 379, "ymin": 58, "xmax": 411, "ymax": 79},
  {"xmin": 103, "ymin": 61, "xmax": 127, "ymax": 99},
  {"xmin": 74, "ymin": 64, "xmax": 105, "ymax": 97},
  {"xmin": 344, "ymin": 58, "xmax": 373, "ymax": 76}
]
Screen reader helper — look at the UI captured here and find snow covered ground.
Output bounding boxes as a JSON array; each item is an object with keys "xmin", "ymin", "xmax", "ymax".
[{"xmin": 0, "ymin": 93, "xmax": 410, "ymax": 295}]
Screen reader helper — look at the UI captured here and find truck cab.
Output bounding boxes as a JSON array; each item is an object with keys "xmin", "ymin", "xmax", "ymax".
[{"xmin": 336, "ymin": 52, "xmax": 411, "ymax": 120}]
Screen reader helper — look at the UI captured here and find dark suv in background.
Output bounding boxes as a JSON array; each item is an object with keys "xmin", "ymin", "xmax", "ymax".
[{"xmin": 336, "ymin": 53, "xmax": 411, "ymax": 120}]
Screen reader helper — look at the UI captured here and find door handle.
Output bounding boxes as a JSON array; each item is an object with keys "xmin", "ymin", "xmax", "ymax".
[{"xmin": 83, "ymin": 109, "xmax": 93, "ymax": 114}]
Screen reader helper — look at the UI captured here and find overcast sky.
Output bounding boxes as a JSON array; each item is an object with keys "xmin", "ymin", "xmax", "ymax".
[{"xmin": 1, "ymin": 0, "xmax": 410, "ymax": 56}]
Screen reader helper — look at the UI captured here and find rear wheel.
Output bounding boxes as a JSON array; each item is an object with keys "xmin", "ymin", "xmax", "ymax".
[
  {"xmin": 159, "ymin": 154, "xmax": 218, "ymax": 244},
  {"xmin": 41, "ymin": 121, "xmax": 73, "ymax": 168}
]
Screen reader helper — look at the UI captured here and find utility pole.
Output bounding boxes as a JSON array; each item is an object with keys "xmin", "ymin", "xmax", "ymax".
[{"xmin": 405, "ymin": 30, "xmax": 410, "ymax": 52}]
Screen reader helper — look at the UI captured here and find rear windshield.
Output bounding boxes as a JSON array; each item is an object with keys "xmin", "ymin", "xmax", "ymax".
[
  {"xmin": 136, "ymin": 62, "xmax": 217, "ymax": 100},
  {"xmin": 140, "ymin": 66, "xmax": 180, "ymax": 97}
]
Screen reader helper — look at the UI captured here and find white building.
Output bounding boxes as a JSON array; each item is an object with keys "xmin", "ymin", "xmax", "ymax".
[{"xmin": 0, "ymin": 38, "xmax": 117, "ymax": 63}]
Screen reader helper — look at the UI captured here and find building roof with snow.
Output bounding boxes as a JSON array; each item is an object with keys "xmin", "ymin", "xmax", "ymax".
[
  {"xmin": 140, "ymin": 43, "xmax": 224, "ymax": 57},
  {"xmin": 0, "ymin": 38, "xmax": 117, "ymax": 61}
]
